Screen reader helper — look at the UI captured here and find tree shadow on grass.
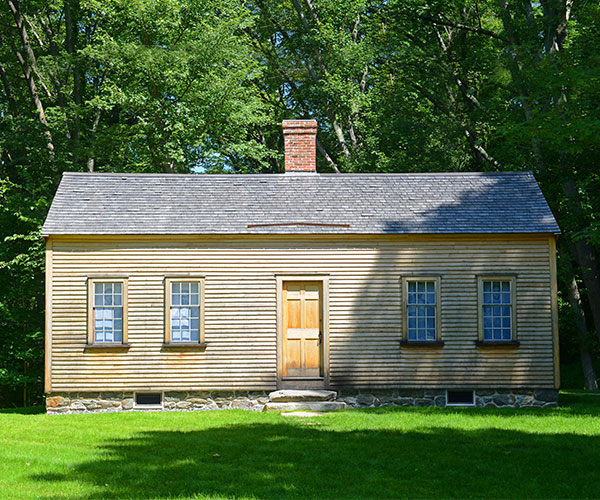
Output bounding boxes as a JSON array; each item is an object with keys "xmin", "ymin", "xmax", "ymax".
[
  {"xmin": 31, "ymin": 419, "xmax": 600, "ymax": 499},
  {"xmin": 360, "ymin": 392, "xmax": 600, "ymax": 418},
  {"xmin": 0, "ymin": 405, "xmax": 45, "ymax": 414}
]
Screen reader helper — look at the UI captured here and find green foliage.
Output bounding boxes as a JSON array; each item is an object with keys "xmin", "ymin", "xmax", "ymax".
[
  {"xmin": 0, "ymin": 180, "xmax": 47, "ymax": 405},
  {"xmin": 1, "ymin": 0, "xmax": 599, "ymax": 403},
  {"xmin": 75, "ymin": 0, "xmax": 272, "ymax": 173}
]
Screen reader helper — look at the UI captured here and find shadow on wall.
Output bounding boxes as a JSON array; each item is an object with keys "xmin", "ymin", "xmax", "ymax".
[
  {"xmin": 30, "ymin": 411, "xmax": 600, "ymax": 499},
  {"xmin": 334, "ymin": 175, "xmax": 549, "ymax": 389}
]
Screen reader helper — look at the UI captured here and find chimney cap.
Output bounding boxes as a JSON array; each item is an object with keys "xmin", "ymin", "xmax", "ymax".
[{"xmin": 282, "ymin": 119, "xmax": 318, "ymax": 134}]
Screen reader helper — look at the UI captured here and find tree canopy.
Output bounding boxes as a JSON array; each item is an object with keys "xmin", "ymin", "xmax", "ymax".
[{"xmin": 1, "ymin": 0, "xmax": 599, "ymax": 405}]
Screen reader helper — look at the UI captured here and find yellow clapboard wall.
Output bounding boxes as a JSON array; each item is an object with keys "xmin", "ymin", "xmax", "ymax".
[{"xmin": 45, "ymin": 235, "xmax": 558, "ymax": 392}]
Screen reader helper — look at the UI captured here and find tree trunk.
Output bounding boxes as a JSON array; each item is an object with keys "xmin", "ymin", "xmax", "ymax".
[
  {"xmin": 86, "ymin": 109, "xmax": 101, "ymax": 172},
  {"xmin": 289, "ymin": 0, "xmax": 352, "ymax": 159},
  {"xmin": 6, "ymin": 0, "xmax": 55, "ymax": 155},
  {"xmin": 540, "ymin": 0, "xmax": 572, "ymax": 53},
  {"xmin": 316, "ymin": 138, "xmax": 340, "ymax": 173},
  {"xmin": 563, "ymin": 179, "xmax": 600, "ymax": 343},
  {"xmin": 566, "ymin": 268, "xmax": 598, "ymax": 389},
  {"xmin": 65, "ymin": 0, "xmax": 82, "ymax": 146},
  {"xmin": 573, "ymin": 240, "xmax": 600, "ymax": 343},
  {"xmin": 496, "ymin": 0, "xmax": 546, "ymax": 168}
]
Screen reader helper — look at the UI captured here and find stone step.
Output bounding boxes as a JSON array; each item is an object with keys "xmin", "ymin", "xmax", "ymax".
[
  {"xmin": 268, "ymin": 389, "xmax": 337, "ymax": 402},
  {"xmin": 263, "ymin": 401, "xmax": 347, "ymax": 412}
]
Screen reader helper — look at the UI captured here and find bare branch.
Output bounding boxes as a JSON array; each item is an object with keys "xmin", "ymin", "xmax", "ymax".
[
  {"xmin": 316, "ymin": 137, "xmax": 340, "ymax": 173},
  {"xmin": 413, "ymin": 12, "xmax": 509, "ymax": 42},
  {"xmin": 303, "ymin": 0, "xmax": 321, "ymax": 25},
  {"xmin": 462, "ymin": 128, "xmax": 502, "ymax": 169},
  {"xmin": 6, "ymin": 0, "xmax": 54, "ymax": 155},
  {"xmin": 409, "ymin": 82, "xmax": 501, "ymax": 168},
  {"xmin": 288, "ymin": 0, "xmax": 352, "ymax": 158},
  {"xmin": 24, "ymin": 15, "xmax": 45, "ymax": 50},
  {"xmin": 87, "ymin": 109, "xmax": 102, "ymax": 172}
]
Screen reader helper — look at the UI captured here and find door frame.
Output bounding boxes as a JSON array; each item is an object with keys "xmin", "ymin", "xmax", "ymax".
[{"xmin": 276, "ymin": 274, "xmax": 330, "ymax": 389}]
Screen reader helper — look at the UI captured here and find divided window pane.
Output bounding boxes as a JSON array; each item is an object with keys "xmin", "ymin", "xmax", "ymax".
[
  {"xmin": 93, "ymin": 282, "xmax": 123, "ymax": 343},
  {"xmin": 482, "ymin": 280, "xmax": 512, "ymax": 341},
  {"xmin": 170, "ymin": 281, "xmax": 201, "ymax": 342},
  {"xmin": 407, "ymin": 280, "xmax": 436, "ymax": 341}
]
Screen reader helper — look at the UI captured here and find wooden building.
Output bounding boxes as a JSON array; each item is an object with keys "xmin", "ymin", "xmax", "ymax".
[{"xmin": 42, "ymin": 120, "xmax": 561, "ymax": 412}]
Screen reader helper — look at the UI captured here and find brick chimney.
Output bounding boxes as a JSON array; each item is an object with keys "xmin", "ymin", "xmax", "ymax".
[{"xmin": 282, "ymin": 119, "xmax": 317, "ymax": 173}]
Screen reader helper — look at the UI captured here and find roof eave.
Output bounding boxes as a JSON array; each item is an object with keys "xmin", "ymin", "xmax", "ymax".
[{"xmin": 42, "ymin": 230, "xmax": 561, "ymax": 238}]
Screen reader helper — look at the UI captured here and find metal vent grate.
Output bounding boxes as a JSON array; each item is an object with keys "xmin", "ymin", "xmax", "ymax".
[
  {"xmin": 446, "ymin": 390, "xmax": 475, "ymax": 406},
  {"xmin": 135, "ymin": 392, "xmax": 162, "ymax": 407}
]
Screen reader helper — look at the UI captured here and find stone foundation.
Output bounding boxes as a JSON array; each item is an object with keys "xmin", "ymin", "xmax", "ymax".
[
  {"xmin": 337, "ymin": 389, "xmax": 559, "ymax": 408},
  {"xmin": 46, "ymin": 388, "xmax": 558, "ymax": 413},
  {"xmin": 46, "ymin": 391, "xmax": 270, "ymax": 414},
  {"xmin": 475, "ymin": 389, "xmax": 558, "ymax": 408}
]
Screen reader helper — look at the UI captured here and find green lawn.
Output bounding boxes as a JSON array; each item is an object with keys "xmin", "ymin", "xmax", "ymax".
[{"xmin": 1, "ymin": 393, "xmax": 600, "ymax": 499}]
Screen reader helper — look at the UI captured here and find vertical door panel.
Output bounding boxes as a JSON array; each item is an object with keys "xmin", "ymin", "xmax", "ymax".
[{"xmin": 283, "ymin": 281, "xmax": 323, "ymax": 378}]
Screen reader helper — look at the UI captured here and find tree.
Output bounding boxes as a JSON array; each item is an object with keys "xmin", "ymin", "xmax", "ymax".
[
  {"xmin": 1, "ymin": 0, "xmax": 599, "ymax": 404},
  {"xmin": 0, "ymin": 0, "xmax": 275, "ymax": 406}
]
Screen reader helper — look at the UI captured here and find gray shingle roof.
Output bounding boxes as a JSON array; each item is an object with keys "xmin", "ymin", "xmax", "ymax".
[{"xmin": 41, "ymin": 171, "xmax": 560, "ymax": 236}]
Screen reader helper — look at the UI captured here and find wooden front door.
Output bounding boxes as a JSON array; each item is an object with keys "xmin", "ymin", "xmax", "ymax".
[{"xmin": 282, "ymin": 281, "xmax": 323, "ymax": 378}]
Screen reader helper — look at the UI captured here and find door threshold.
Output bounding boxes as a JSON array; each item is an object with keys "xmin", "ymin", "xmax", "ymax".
[
  {"xmin": 280, "ymin": 378, "xmax": 327, "ymax": 390},
  {"xmin": 282, "ymin": 377, "xmax": 324, "ymax": 380}
]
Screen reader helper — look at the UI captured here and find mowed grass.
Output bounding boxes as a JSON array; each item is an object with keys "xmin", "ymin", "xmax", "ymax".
[{"xmin": 1, "ymin": 393, "xmax": 600, "ymax": 499}]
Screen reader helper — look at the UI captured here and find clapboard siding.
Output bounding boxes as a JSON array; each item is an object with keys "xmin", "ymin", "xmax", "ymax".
[{"xmin": 47, "ymin": 235, "xmax": 557, "ymax": 391}]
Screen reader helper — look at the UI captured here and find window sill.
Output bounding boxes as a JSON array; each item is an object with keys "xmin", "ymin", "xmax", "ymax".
[
  {"xmin": 475, "ymin": 340, "xmax": 520, "ymax": 347},
  {"xmin": 162, "ymin": 342, "xmax": 207, "ymax": 351},
  {"xmin": 85, "ymin": 343, "xmax": 130, "ymax": 351},
  {"xmin": 400, "ymin": 341, "xmax": 445, "ymax": 347}
]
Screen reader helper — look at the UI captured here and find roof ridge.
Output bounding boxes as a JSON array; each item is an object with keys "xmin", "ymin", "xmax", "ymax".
[{"xmin": 62, "ymin": 171, "xmax": 533, "ymax": 178}]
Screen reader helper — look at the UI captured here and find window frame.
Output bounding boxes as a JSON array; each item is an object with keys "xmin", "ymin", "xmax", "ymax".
[
  {"xmin": 401, "ymin": 276, "xmax": 442, "ymax": 344},
  {"xmin": 164, "ymin": 277, "xmax": 206, "ymax": 346},
  {"xmin": 87, "ymin": 277, "xmax": 128, "ymax": 346},
  {"xmin": 477, "ymin": 275, "xmax": 517, "ymax": 344}
]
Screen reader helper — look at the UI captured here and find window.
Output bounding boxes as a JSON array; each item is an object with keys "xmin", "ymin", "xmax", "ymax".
[
  {"xmin": 402, "ymin": 277, "xmax": 441, "ymax": 343},
  {"xmin": 165, "ymin": 278, "xmax": 205, "ymax": 344},
  {"xmin": 478, "ymin": 276, "xmax": 516, "ymax": 342},
  {"xmin": 88, "ymin": 279, "xmax": 128, "ymax": 345}
]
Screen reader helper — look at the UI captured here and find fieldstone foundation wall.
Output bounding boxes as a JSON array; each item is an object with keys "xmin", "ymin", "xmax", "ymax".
[
  {"xmin": 337, "ymin": 389, "xmax": 559, "ymax": 408},
  {"xmin": 475, "ymin": 389, "xmax": 558, "ymax": 408},
  {"xmin": 46, "ymin": 391, "xmax": 270, "ymax": 414},
  {"xmin": 46, "ymin": 388, "xmax": 558, "ymax": 413}
]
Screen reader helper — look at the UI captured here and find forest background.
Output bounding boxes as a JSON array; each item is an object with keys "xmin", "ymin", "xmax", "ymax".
[{"xmin": 0, "ymin": 0, "xmax": 598, "ymax": 406}]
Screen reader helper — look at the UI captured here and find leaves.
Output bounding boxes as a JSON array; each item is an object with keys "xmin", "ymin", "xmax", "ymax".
[{"xmin": 1, "ymin": 0, "xmax": 599, "ymax": 404}]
